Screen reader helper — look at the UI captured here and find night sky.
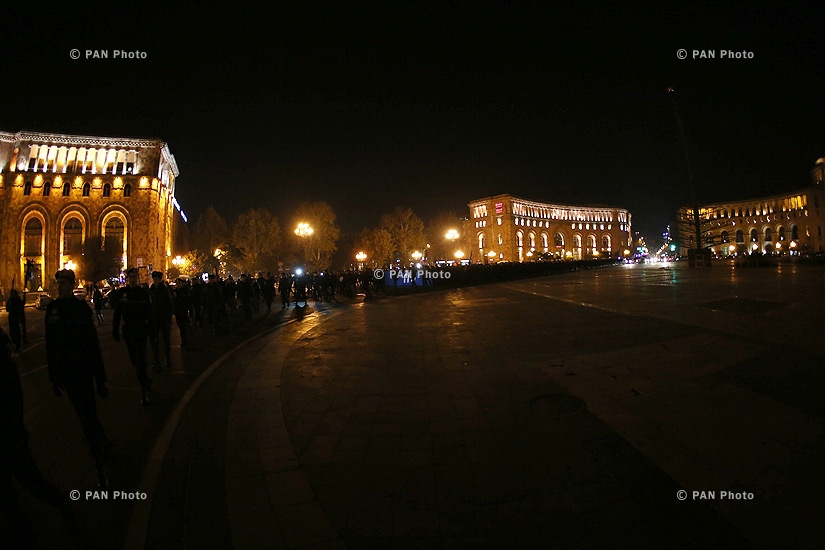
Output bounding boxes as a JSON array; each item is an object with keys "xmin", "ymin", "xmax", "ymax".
[{"xmin": 2, "ymin": 2, "xmax": 823, "ymax": 244}]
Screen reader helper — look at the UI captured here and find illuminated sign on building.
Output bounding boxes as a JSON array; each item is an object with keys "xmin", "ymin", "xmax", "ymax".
[{"xmin": 495, "ymin": 202, "xmax": 503, "ymax": 214}]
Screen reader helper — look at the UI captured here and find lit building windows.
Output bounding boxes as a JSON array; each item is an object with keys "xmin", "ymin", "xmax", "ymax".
[
  {"xmin": 82, "ymin": 182, "xmax": 91, "ymax": 197},
  {"xmin": 62, "ymin": 218, "xmax": 83, "ymax": 255},
  {"xmin": 24, "ymin": 218, "xmax": 43, "ymax": 256}
]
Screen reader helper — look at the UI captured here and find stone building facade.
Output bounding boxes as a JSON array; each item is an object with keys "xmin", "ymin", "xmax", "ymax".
[
  {"xmin": 467, "ymin": 194, "xmax": 632, "ymax": 262},
  {"xmin": 677, "ymin": 158, "xmax": 825, "ymax": 256},
  {"xmin": 0, "ymin": 130, "xmax": 185, "ymax": 295}
]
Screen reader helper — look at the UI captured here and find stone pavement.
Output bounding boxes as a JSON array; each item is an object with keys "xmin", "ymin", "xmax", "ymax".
[
  {"xmin": 8, "ymin": 262, "xmax": 822, "ymax": 548},
  {"xmin": 131, "ymin": 261, "xmax": 825, "ymax": 549}
]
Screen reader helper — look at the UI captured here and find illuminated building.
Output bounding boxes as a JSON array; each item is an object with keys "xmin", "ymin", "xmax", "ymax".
[
  {"xmin": 0, "ymin": 130, "xmax": 186, "ymax": 293},
  {"xmin": 467, "ymin": 194, "xmax": 632, "ymax": 262},
  {"xmin": 677, "ymin": 158, "xmax": 825, "ymax": 256}
]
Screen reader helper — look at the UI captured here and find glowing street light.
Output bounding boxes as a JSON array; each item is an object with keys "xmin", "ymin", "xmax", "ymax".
[
  {"xmin": 295, "ymin": 223, "xmax": 314, "ymax": 237},
  {"xmin": 411, "ymin": 250, "xmax": 422, "ymax": 263},
  {"xmin": 356, "ymin": 251, "xmax": 367, "ymax": 270},
  {"xmin": 454, "ymin": 250, "xmax": 464, "ymax": 264},
  {"xmin": 64, "ymin": 260, "xmax": 77, "ymax": 271},
  {"xmin": 445, "ymin": 229, "xmax": 459, "ymax": 241}
]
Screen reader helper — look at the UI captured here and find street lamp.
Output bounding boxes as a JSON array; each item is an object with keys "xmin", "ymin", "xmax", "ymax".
[
  {"xmin": 454, "ymin": 250, "xmax": 464, "ymax": 265},
  {"xmin": 295, "ymin": 223, "xmax": 314, "ymax": 238},
  {"xmin": 411, "ymin": 250, "xmax": 422, "ymax": 267},
  {"xmin": 356, "ymin": 251, "xmax": 367, "ymax": 270}
]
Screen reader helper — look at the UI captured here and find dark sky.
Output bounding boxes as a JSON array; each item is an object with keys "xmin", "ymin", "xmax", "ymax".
[{"xmin": 2, "ymin": 2, "xmax": 823, "ymax": 243}]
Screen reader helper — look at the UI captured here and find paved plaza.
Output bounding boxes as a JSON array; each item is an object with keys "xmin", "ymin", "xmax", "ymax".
[{"xmin": 6, "ymin": 261, "xmax": 825, "ymax": 548}]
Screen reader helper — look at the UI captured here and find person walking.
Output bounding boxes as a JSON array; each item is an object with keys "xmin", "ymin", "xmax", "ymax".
[
  {"xmin": 5, "ymin": 289, "xmax": 27, "ymax": 352},
  {"xmin": 278, "ymin": 273, "xmax": 292, "ymax": 309},
  {"xmin": 172, "ymin": 278, "xmax": 193, "ymax": 348},
  {"xmin": 1, "ymin": 326, "xmax": 83, "ymax": 545},
  {"xmin": 148, "ymin": 271, "xmax": 174, "ymax": 372},
  {"xmin": 112, "ymin": 267, "xmax": 154, "ymax": 406},
  {"xmin": 261, "ymin": 272, "xmax": 275, "ymax": 313},
  {"xmin": 45, "ymin": 269, "xmax": 112, "ymax": 489},
  {"xmin": 92, "ymin": 283, "xmax": 105, "ymax": 325}
]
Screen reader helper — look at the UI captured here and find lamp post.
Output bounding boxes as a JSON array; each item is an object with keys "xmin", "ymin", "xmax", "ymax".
[
  {"xmin": 411, "ymin": 250, "xmax": 422, "ymax": 267},
  {"xmin": 295, "ymin": 223, "xmax": 315, "ymax": 268},
  {"xmin": 445, "ymin": 229, "xmax": 459, "ymax": 265},
  {"xmin": 356, "ymin": 251, "xmax": 367, "ymax": 270},
  {"xmin": 454, "ymin": 250, "xmax": 464, "ymax": 264}
]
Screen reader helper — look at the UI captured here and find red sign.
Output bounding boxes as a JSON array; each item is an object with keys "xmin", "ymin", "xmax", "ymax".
[{"xmin": 495, "ymin": 202, "xmax": 503, "ymax": 214}]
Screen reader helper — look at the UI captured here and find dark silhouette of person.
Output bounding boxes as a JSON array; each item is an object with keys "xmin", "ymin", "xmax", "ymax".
[
  {"xmin": 148, "ymin": 271, "xmax": 174, "ymax": 372},
  {"xmin": 92, "ymin": 283, "xmax": 105, "ymax": 325},
  {"xmin": 113, "ymin": 267, "xmax": 154, "ymax": 406},
  {"xmin": 278, "ymin": 273, "xmax": 292, "ymax": 309},
  {"xmin": 172, "ymin": 278, "xmax": 193, "ymax": 348},
  {"xmin": 202, "ymin": 274, "xmax": 225, "ymax": 336},
  {"xmin": 5, "ymin": 289, "xmax": 27, "ymax": 352},
  {"xmin": 45, "ymin": 269, "xmax": 112, "ymax": 490},
  {"xmin": 261, "ymin": 272, "xmax": 275, "ymax": 313},
  {"xmin": 1, "ymin": 326, "xmax": 84, "ymax": 546}
]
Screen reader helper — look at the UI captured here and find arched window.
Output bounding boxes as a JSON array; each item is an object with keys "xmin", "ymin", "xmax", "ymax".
[
  {"xmin": 764, "ymin": 228, "xmax": 772, "ymax": 241},
  {"xmin": 736, "ymin": 230, "xmax": 744, "ymax": 243},
  {"xmin": 750, "ymin": 229, "xmax": 758, "ymax": 242},
  {"xmin": 791, "ymin": 225, "xmax": 799, "ymax": 240},
  {"xmin": 541, "ymin": 233, "xmax": 549, "ymax": 249},
  {"xmin": 103, "ymin": 183, "xmax": 111, "ymax": 197},
  {"xmin": 528, "ymin": 232, "xmax": 536, "ymax": 248},
  {"xmin": 720, "ymin": 231, "xmax": 729, "ymax": 243},
  {"xmin": 82, "ymin": 182, "xmax": 90, "ymax": 197},
  {"xmin": 24, "ymin": 218, "xmax": 43, "ymax": 256},
  {"xmin": 516, "ymin": 232, "xmax": 523, "ymax": 248},
  {"xmin": 573, "ymin": 235, "xmax": 581, "ymax": 248},
  {"xmin": 497, "ymin": 234, "xmax": 503, "ymax": 245},
  {"xmin": 43, "ymin": 181, "xmax": 51, "ymax": 196},
  {"xmin": 23, "ymin": 181, "xmax": 32, "ymax": 196},
  {"xmin": 554, "ymin": 233, "xmax": 564, "ymax": 248},
  {"xmin": 63, "ymin": 218, "xmax": 83, "ymax": 255},
  {"xmin": 778, "ymin": 227, "xmax": 785, "ymax": 241},
  {"xmin": 104, "ymin": 217, "xmax": 125, "ymax": 254},
  {"xmin": 123, "ymin": 183, "xmax": 132, "ymax": 197},
  {"xmin": 62, "ymin": 182, "xmax": 71, "ymax": 196},
  {"xmin": 601, "ymin": 235, "xmax": 611, "ymax": 250}
]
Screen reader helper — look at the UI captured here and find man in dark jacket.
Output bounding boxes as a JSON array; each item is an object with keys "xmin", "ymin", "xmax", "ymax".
[
  {"xmin": 148, "ymin": 271, "xmax": 174, "ymax": 372},
  {"xmin": 5, "ymin": 288, "xmax": 27, "ymax": 352},
  {"xmin": 113, "ymin": 267, "xmax": 154, "ymax": 406},
  {"xmin": 45, "ymin": 269, "xmax": 111, "ymax": 489}
]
